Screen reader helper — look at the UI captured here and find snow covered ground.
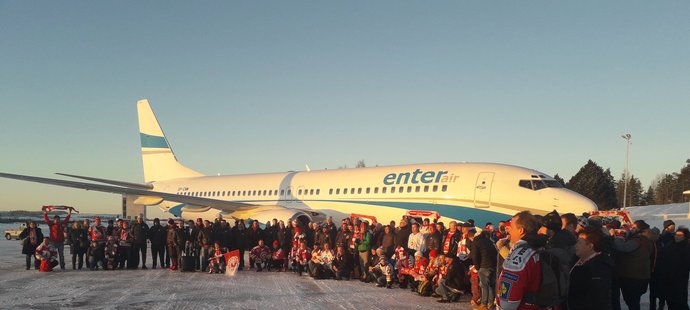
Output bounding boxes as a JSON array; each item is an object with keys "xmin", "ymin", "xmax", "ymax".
[
  {"xmin": 0, "ymin": 234, "xmax": 470, "ymax": 309},
  {"xmin": 626, "ymin": 202, "xmax": 690, "ymax": 230}
]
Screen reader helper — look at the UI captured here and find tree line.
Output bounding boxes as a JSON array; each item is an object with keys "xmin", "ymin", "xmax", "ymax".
[{"xmin": 559, "ymin": 159, "xmax": 690, "ymax": 210}]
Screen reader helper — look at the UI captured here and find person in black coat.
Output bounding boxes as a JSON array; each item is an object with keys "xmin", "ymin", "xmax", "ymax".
[
  {"xmin": 19, "ymin": 221, "xmax": 43, "ymax": 270},
  {"xmin": 436, "ymin": 255, "xmax": 465, "ymax": 303},
  {"xmin": 69, "ymin": 222, "xmax": 88, "ymax": 270},
  {"xmin": 471, "ymin": 230, "xmax": 498, "ymax": 308},
  {"xmin": 568, "ymin": 227, "xmax": 614, "ymax": 310},
  {"xmin": 332, "ymin": 245, "xmax": 353, "ymax": 280},
  {"xmin": 131, "ymin": 216, "xmax": 150, "ymax": 269},
  {"xmin": 657, "ymin": 228, "xmax": 690, "ymax": 310},
  {"xmin": 148, "ymin": 218, "xmax": 167, "ymax": 269}
]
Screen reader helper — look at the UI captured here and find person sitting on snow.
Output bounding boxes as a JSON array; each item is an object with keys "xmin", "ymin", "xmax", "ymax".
[
  {"xmin": 208, "ymin": 242, "xmax": 226, "ymax": 274},
  {"xmin": 249, "ymin": 239, "xmax": 271, "ymax": 272},
  {"xmin": 269, "ymin": 240, "xmax": 286, "ymax": 271},
  {"xmin": 35, "ymin": 237, "xmax": 58, "ymax": 272},
  {"xmin": 370, "ymin": 256, "xmax": 394, "ymax": 288}
]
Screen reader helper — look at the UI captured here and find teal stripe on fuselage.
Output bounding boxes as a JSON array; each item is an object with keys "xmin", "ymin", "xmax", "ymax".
[
  {"xmin": 140, "ymin": 133, "xmax": 169, "ymax": 149},
  {"xmin": 330, "ymin": 200, "xmax": 510, "ymax": 226},
  {"xmin": 188, "ymin": 198, "xmax": 510, "ymax": 226}
]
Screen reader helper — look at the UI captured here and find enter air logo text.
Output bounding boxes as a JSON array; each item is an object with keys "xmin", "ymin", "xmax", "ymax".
[{"xmin": 383, "ymin": 169, "xmax": 459, "ymax": 185}]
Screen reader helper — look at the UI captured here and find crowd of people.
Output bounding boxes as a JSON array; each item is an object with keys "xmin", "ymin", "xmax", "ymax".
[{"xmin": 18, "ymin": 208, "xmax": 690, "ymax": 310}]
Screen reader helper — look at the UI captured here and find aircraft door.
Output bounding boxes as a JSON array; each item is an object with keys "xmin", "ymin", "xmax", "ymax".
[{"xmin": 474, "ymin": 172, "xmax": 494, "ymax": 208}]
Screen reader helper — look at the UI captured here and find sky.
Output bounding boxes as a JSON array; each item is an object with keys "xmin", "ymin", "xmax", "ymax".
[{"xmin": 0, "ymin": 1, "xmax": 689, "ymax": 213}]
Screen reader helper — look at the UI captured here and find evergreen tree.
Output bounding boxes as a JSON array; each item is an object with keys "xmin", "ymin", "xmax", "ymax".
[
  {"xmin": 641, "ymin": 186, "xmax": 655, "ymax": 206},
  {"xmin": 566, "ymin": 160, "xmax": 619, "ymax": 210},
  {"xmin": 652, "ymin": 174, "xmax": 677, "ymax": 204},
  {"xmin": 553, "ymin": 174, "xmax": 566, "ymax": 186},
  {"xmin": 616, "ymin": 174, "xmax": 644, "ymax": 208}
]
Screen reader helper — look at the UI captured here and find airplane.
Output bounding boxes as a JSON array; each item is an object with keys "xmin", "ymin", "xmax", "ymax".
[{"xmin": 0, "ymin": 99, "xmax": 597, "ymax": 226}]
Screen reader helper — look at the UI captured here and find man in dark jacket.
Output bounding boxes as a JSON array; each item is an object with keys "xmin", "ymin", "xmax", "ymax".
[
  {"xmin": 569, "ymin": 227, "xmax": 614, "ymax": 310},
  {"xmin": 442, "ymin": 221, "xmax": 461, "ymax": 257},
  {"xmin": 332, "ymin": 245, "xmax": 353, "ymax": 280},
  {"xmin": 613, "ymin": 220, "xmax": 653, "ymax": 310},
  {"xmin": 380, "ymin": 225, "xmax": 396, "ymax": 259},
  {"xmin": 19, "ymin": 221, "xmax": 44, "ymax": 270},
  {"xmin": 197, "ymin": 220, "xmax": 214, "ymax": 272},
  {"xmin": 148, "ymin": 218, "xmax": 166, "ymax": 269},
  {"xmin": 394, "ymin": 218, "xmax": 411, "ymax": 253},
  {"xmin": 436, "ymin": 255, "xmax": 465, "ymax": 303},
  {"xmin": 424, "ymin": 224, "xmax": 442, "ymax": 257},
  {"xmin": 131, "ymin": 216, "xmax": 150, "ymax": 269},
  {"xmin": 174, "ymin": 220, "xmax": 189, "ymax": 270},
  {"xmin": 472, "ymin": 230, "xmax": 498, "ymax": 309}
]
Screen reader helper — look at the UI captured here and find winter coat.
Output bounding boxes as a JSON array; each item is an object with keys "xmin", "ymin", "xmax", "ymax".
[
  {"xmin": 613, "ymin": 233, "xmax": 653, "ymax": 280},
  {"xmin": 333, "ymin": 251, "xmax": 353, "ymax": 273},
  {"xmin": 395, "ymin": 226, "xmax": 411, "ymax": 250},
  {"xmin": 335, "ymin": 229, "xmax": 351, "ymax": 249},
  {"xmin": 19, "ymin": 227, "xmax": 43, "ymax": 255},
  {"xmin": 471, "ymin": 232, "xmax": 498, "ymax": 270},
  {"xmin": 166, "ymin": 226, "xmax": 177, "ymax": 246},
  {"xmin": 380, "ymin": 232, "xmax": 396, "ymax": 258},
  {"xmin": 425, "ymin": 231, "xmax": 442, "ymax": 254},
  {"xmin": 657, "ymin": 240, "xmax": 690, "ymax": 307},
  {"xmin": 443, "ymin": 258, "xmax": 466, "ymax": 291},
  {"xmin": 357, "ymin": 231, "xmax": 373, "ymax": 253},
  {"xmin": 174, "ymin": 226, "xmax": 189, "ymax": 247},
  {"xmin": 130, "ymin": 222, "xmax": 149, "ymax": 245},
  {"xmin": 197, "ymin": 227, "xmax": 214, "ymax": 247},
  {"xmin": 442, "ymin": 230, "xmax": 461, "ymax": 256},
  {"xmin": 148, "ymin": 224, "xmax": 167, "ymax": 246},
  {"xmin": 43, "ymin": 213, "xmax": 70, "ymax": 243},
  {"xmin": 69, "ymin": 228, "xmax": 88, "ymax": 255},
  {"xmin": 568, "ymin": 253, "xmax": 614, "ymax": 310},
  {"xmin": 233, "ymin": 227, "xmax": 247, "ymax": 249}
]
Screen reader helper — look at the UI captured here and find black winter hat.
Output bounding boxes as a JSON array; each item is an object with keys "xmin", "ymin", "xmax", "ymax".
[
  {"xmin": 663, "ymin": 220, "xmax": 675, "ymax": 229},
  {"xmin": 543, "ymin": 210, "xmax": 562, "ymax": 231}
]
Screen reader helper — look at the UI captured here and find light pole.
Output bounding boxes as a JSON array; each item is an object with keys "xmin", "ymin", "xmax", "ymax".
[{"xmin": 621, "ymin": 134, "xmax": 631, "ymax": 209}]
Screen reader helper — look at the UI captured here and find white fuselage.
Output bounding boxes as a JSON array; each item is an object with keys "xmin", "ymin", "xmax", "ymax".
[{"xmin": 152, "ymin": 162, "xmax": 597, "ymax": 226}]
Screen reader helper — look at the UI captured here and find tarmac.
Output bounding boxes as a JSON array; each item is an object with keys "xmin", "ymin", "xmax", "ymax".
[{"xmin": 0, "ymin": 236, "xmax": 471, "ymax": 310}]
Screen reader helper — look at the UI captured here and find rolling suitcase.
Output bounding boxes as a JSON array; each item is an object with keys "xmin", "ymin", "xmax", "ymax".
[{"xmin": 181, "ymin": 241, "xmax": 196, "ymax": 272}]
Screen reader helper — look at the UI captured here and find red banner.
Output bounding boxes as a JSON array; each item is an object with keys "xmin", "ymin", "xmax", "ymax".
[{"xmin": 224, "ymin": 249, "xmax": 240, "ymax": 276}]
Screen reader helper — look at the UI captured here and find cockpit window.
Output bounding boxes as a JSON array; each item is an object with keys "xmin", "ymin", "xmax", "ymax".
[
  {"xmin": 519, "ymin": 179, "xmax": 563, "ymax": 190},
  {"xmin": 543, "ymin": 179, "xmax": 563, "ymax": 188},
  {"xmin": 532, "ymin": 180, "xmax": 547, "ymax": 190},
  {"xmin": 519, "ymin": 180, "xmax": 533, "ymax": 190}
]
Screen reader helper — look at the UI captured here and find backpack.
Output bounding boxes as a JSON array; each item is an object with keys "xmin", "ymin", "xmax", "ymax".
[{"xmin": 524, "ymin": 247, "xmax": 569, "ymax": 307}]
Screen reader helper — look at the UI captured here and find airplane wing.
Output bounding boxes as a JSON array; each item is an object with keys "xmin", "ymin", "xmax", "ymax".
[{"xmin": 0, "ymin": 172, "xmax": 256, "ymax": 212}]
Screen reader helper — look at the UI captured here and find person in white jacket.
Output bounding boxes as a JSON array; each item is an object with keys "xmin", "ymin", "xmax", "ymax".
[
  {"xmin": 407, "ymin": 223, "xmax": 427, "ymax": 255},
  {"xmin": 371, "ymin": 256, "xmax": 394, "ymax": 288}
]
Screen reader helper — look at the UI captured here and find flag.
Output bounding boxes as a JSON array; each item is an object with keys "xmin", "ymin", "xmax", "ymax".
[{"xmin": 224, "ymin": 249, "xmax": 240, "ymax": 276}]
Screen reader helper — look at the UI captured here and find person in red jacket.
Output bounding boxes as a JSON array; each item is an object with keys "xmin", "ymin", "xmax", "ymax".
[
  {"xmin": 497, "ymin": 211, "xmax": 543, "ymax": 310},
  {"xmin": 43, "ymin": 208, "xmax": 71, "ymax": 270}
]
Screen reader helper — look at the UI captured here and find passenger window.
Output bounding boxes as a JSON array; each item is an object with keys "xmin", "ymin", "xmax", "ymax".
[
  {"xmin": 432, "ymin": 185, "xmax": 438, "ymax": 192},
  {"xmin": 424, "ymin": 185, "xmax": 429, "ymax": 192},
  {"xmin": 399, "ymin": 186, "xmax": 404, "ymax": 193},
  {"xmin": 298, "ymin": 189, "xmax": 302, "ymax": 195},
  {"xmin": 310, "ymin": 189, "xmax": 314, "ymax": 195},
  {"xmin": 336, "ymin": 188, "xmax": 340, "ymax": 195},
  {"xmin": 382, "ymin": 187, "xmax": 387, "ymax": 194},
  {"xmin": 442, "ymin": 185, "xmax": 448, "ymax": 192},
  {"xmin": 316, "ymin": 189, "xmax": 320, "ymax": 195},
  {"xmin": 415, "ymin": 186, "xmax": 420, "ymax": 193},
  {"xmin": 366, "ymin": 188, "xmax": 370, "ymax": 194},
  {"xmin": 344, "ymin": 188, "xmax": 348, "ymax": 194},
  {"xmin": 329, "ymin": 189, "xmax": 333, "ymax": 195},
  {"xmin": 357, "ymin": 188, "xmax": 362, "ymax": 194},
  {"xmin": 374, "ymin": 187, "xmax": 379, "ymax": 194},
  {"xmin": 407, "ymin": 186, "xmax": 412, "ymax": 193},
  {"xmin": 351, "ymin": 188, "xmax": 355, "ymax": 194},
  {"xmin": 287, "ymin": 189, "xmax": 292, "ymax": 195},
  {"xmin": 391, "ymin": 187, "xmax": 396, "ymax": 193}
]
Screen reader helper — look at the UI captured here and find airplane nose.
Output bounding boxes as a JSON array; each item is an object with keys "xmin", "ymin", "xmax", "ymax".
[{"xmin": 555, "ymin": 190, "xmax": 598, "ymax": 215}]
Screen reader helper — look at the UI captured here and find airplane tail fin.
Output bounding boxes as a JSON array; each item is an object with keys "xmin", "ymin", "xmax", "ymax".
[{"xmin": 137, "ymin": 99, "xmax": 203, "ymax": 182}]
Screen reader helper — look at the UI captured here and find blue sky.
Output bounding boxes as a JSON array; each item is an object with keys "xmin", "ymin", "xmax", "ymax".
[{"xmin": 1, "ymin": 1, "xmax": 688, "ymax": 213}]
